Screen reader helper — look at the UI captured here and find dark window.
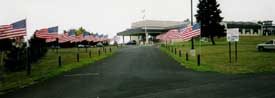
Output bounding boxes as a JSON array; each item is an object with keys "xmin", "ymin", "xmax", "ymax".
[{"xmin": 266, "ymin": 41, "xmax": 273, "ymax": 44}]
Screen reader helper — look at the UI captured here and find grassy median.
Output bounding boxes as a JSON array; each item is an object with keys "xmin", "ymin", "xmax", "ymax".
[
  {"xmin": 0, "ymin": 46, "xmax": 118, "ymax": 94},
  {"xmin": 160, "ymin": 36, "xmax": 275, "ymax": 74}
]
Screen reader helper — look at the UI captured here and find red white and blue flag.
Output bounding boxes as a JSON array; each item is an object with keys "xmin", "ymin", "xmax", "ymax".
[
  {"xmin": 83, "ymin": 32, "xmax": 92, "ymax": 42},
  {"xmin": 63, "ymin": 30, "xmax": 77, "ymax": 43},
  {"xmin": 191, "ymin": 23, "xmax": 201, "ymax": 37},
  {"xmin": 156, "ymin": 29, "xmax": 179, "ymax": 41},
  {"xmin": 35, "ymin": 26, "xmax": 59, "ymax": 39},
  {"xmin": 156, "ymin": 23, "xmax": 201, "ymax": 41},
  {"xmin": 178, "ymin": 23, "xmax": 201, "ymax": 41},
  {"xmin": 58, "ymin": 33, "xmax": 70, "ymax": 43},
  {"xmin": 178, "ymin": 25, "xmax": 193, "ymax": 41},
  {"xmin": 0, "ymin": 19, "xmax": 26, "ymax": 40},
  {"xmin": 156, "ymin": 33, "xmax": 165, "ymax": 40},
  {"xmin": 165, "ymin": 29, "xmax": 180, "ymax": 40}
]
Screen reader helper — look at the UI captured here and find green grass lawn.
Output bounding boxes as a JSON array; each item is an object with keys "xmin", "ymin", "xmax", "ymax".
[
  {"xmin": 160, "ymin": 36, "xmax": 275, "ymax": 74},
  {"xmin": 0, "ymin": 46, "xmax": 118, "ymax": 94}
]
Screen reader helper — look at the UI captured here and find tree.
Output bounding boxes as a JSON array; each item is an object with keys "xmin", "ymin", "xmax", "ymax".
[
  {"xmin": 28, "ymin": 35, "xmax": 48, "ymax": 63},
  {"xmin": 2, "ymin": 39, "xmax": 27, "ymax": 72},
  {"xmin": 0, "ymin": 39, "xmax": 13, "ymax": 51},
  {"xmin": 4, "ymin": 44, "xmax": 27, "ymax": 71},
  {"xmin": 75, "ymin": 27, "xmax": 86, "ymax": 36},
  {"xmin": 195, "ymin": 0, "xmax": 225, "ymax": 45}
]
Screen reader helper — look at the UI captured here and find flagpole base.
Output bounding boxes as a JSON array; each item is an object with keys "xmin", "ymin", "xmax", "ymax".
[{"xmin": 190, "ymin": 49, "xmax": 196, "ymax": 57}]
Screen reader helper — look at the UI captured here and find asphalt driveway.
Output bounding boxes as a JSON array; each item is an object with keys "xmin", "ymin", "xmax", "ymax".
[{"xmin": 2, "ymin": 46, "xmax": 275, "ymax": 98}]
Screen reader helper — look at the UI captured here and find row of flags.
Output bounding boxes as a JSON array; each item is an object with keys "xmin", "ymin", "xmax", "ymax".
[
  {"xmin": 0, "ymin": 19, "xmax": 110, "ymax": 43},
  {"xmin": 156, "ymin": 23, "xmax": 201, "ymax": 41},
  {"xmin": 35, "ymin": 27, "xmax": 110, "ymax": 43}
]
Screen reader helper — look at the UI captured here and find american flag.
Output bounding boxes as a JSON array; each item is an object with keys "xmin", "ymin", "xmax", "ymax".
[
  {"xmin": 165, "ymin": 29, "xmax": 181, "ymax": 39},
  {"xmin": 156, "ymin": 29, "xmax": 180, "ymax": 41},
  {"xmin": 65, "ymin": 30, "xmax": 77, "ymax": 43},
  {"xmin": 83, "ymin": 32, "xmax": 93, "ymax": 42},
  {"xmin": 191, "ymin": 23, "xmax": 201, "ymax": 37},
  {"xmin": 156, "ymin": 33, "xmax": 168, "ymax": 41},
  {"xmin": 88, "ymin": 35, "xmax": 96, "ymax": 42},
  {"xmin": 178, "ymin": 23, "xmax": 201, "ymax": 41},
  {"xmin": 93, "ymin": 33, "xmax": 100, "ymax": 42},
  {"xmin": 156, "ymin": 33, "xmax": 163, "ymax": 40},
  {"xmin": 46, "ymin": 38, "xmax": 57, "ymax": 43},
  {"xmin": 98, "ymin": 34, "xmax": 105, "ymax": 42},
  {"xmin": 35, "ymin": 26, "xmax": 59, "ymax": 39},
  {"xmin": 156, "ymin": 23, "xmax": 201, "ymax": 41},
  {"xmin": 0, "ymin": 19, "xmax": 26, "ymax": 40},
  {"xmin": 178, "ymin": 25, "xmax": 193, "ymax": 41},
  {"xmin": 58, "ymin": 33, "xmax": 70, "ymax": 43},
  {"xmin": 75, "ymin": 34, "xmax": 84, "ymax": 42}
]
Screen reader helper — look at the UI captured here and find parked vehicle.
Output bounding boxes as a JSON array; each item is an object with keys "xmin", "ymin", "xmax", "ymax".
[
  {"xmin": 50, "ymin": 46, "xmax": 60, "ymax": 49},
  {"xmin": 96, "ymin": 42, "xmax": 104, "ymax": 47},
  {"xmin": 78, "ymin": 44, "xmax": 85, "ymax": 48},
  {"xmin": 257, "ymin": 40, "xmax": 275, "ymax": 51},
  {"xmin": 126, "ymin": 40, "xmax": 137, "ymax": 45}
]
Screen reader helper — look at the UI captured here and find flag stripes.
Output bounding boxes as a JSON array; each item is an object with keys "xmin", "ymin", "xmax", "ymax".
[
  {"xmin": 35, "ymin": 26, "xmax": 59, "ymax": 39},
  {"xmin": 156, "ymin": 23, "xmax": 201, "ymax": 41},
  {"xmin": 0, "ymin": 25, "xmax": 12, "ymax": 32},
  {"xmin": 0, "ymin": 19, "xmax": 26, "ymax": 40}
]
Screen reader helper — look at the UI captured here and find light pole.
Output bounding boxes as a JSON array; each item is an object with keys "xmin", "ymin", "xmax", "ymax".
[
  {"xmin": 142, "ymin": 9, "xmax": 149, "ymax": 45},
  {"xmin": 191, "ymin": 0, "xmax": 195, "ymax": 49}
]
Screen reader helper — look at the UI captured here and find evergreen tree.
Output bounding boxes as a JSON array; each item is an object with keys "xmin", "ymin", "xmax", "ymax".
[
  {"xmin": 195, "ymin": 0, "xmax": 225, "ymax": 45},
  {"xmin": 4, "ymin": 44, "xmax": 27, "ymax": 71},
  {"xmin": 28, "ymin": 35, "xmax": 48, "ymax": 63},
  {"xmin": 3, "ymin": 39, "xmax": 27, "ymax": 72},
  {"xmin": 0, "ymin": 39, "xmax": 13, "ymax": 51}
]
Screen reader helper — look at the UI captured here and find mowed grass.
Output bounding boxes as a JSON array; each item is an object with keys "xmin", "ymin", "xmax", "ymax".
[
  {"xmin": 160, "ymin": 36, "xmax": 275, "ymax": 74},
  {"xmin": 0, "ymin": 46, "xmax": 118, "ymax": 94}
]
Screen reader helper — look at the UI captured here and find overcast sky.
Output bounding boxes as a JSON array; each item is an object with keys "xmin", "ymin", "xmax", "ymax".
[{"xmin": 1, "ymin": 0, "xmax": 275, "ymax": 39}]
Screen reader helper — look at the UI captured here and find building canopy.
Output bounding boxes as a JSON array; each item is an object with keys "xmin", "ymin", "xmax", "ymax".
[{"xmin": 117, "ymin": 20, "xmax": 190, "ymax": 36}]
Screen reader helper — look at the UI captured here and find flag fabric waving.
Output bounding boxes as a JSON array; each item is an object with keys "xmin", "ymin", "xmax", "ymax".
[
  {"xmin": 35, "ymin": 26, "xmax": 59, "ymax": 39},
  {"xmin": 178, "ymin": 25, "xmax": 193, "ymax": 41},
  {"xmin": 178, "ymin": 23, "xmax": 200, "ymax": 41},
  {"xmin": 75, "ymin": 34, "xmax": 84, "ymax": 42},
  {"xmin": 68, "ymin": 30, "xmax": 79, "ymax": 43},
  {"xmin": 0, "ymin": 25, "xmax": 11, "ymax": 32},
  {"xmin": 46, "ymin": 38, "xmax": 57, "ymax": 43},
  {"xmin": 156, "ymin": 33, "xmax": 163, "ymax": 40},
  {"xmin": 58, "ymin": 31, "xmax": 76, "ymax": 43},
  {"xmin": 0, "ymin": 19, "xmax": 26, "ymax": 40},
  {"xmin": 156, "ymin": 23, "xmax": 201, "ymax": 41},
  {"xmin": 165, "ymin": 29, "xmax": 180, "ymax": 39},
  {"xmin": 83, "ymin": 32, "xmax": 92, "ymax": 42},
  {"xmin": 191, "ymin": 23, "xmax": 201, "ymax": 37},
  {"xmin": 58, "ymin": 34, "xmax": 70, "ymax": 43}
]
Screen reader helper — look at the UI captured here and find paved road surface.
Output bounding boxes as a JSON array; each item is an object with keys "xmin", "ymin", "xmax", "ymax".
[{"xmin": 2, "ymin": 46, "xmax": 275, "ymax": 98}]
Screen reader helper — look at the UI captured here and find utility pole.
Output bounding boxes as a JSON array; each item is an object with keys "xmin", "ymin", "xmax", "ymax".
[
  {"xmin": 191, "ymin": 0, "xmax": 195, "ymax": 50},
  {"xmin": 142, "ymin": 9, "xmax": 149, "ymax": 45}
]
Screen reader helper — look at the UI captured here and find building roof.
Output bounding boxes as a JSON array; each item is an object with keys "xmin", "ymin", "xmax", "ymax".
[
  {"xmin": 117, "ymin": 20, "xmax": 275, "ymax": 36},
  {"xmin": 117, "ymin": 20, "xmax": 189, "ymax": 36},
  {"xmin": 224, "ymin": 21, "xmax": 261, "ymax": 29},
  {"xmin": 131, "ymin": 20, "xmax": 186, "ymax": 29},
  {"xmin": 225, "ymin": 21, "xmax": 260, "ymax": 25}
]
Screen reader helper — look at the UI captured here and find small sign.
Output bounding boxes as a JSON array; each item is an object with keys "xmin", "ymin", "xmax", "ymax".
[{"xmin": 227, "ymin": 28, "xmax": 239, "ymax": 42}]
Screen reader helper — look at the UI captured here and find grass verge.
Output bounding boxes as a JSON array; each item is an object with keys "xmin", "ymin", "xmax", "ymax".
[
  {"xmin": 160, "ymin": 36, "xmax": 275, "ymax": 74},
  {"xmin": 0, "ymin": 46, "xmax": 118, "ymax": 94}
]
